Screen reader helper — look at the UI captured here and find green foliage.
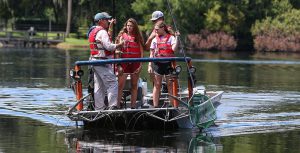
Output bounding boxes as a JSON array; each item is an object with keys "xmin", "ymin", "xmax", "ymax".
[
  {"xmin": 226, "ymin": 4, "xmax": 245, "ymax": 32},
  {"xmin": 251, "ymin": 9, "xmax": 300, "ymax": 36},
  {"xmin": 0, "ymin": 1, "xmax": 12, "ymax": 27},
  {"xmin": 44, "ymin": 8, "xmax": 55, "ymax": 21},
  {"xmin": 0, "ymin": 0, "xmax": 298, "ymax": 51},
  {"xmin": 132, "ymin": 0, "xmax": 169, "ymax": 34},
  {"xmin": 169, "ymin": 0, "xmax": 210, "ymax": 34},
  {"xmin": 204, "ymin": 2, "xmax": 222, "ymax": 32},
  {"xmin": 203, "ymin": 1, "xmax": 246, "ymax": 34},
  {"xmin": 132, "ymin": 0, "xmax": 210, "ymax": 35},
  {"xmin": 269, "ymin": 0, "xmax": 293, "ymax": 16},
  {"xmin": 251, "ymin": 9, "xmax": 300, "ymax": 51}
]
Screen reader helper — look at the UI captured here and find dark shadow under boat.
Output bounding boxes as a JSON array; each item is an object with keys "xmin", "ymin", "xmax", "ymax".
[{"xmin": 65, "ymin": 128, "xmax": 223, "ymax": 153}]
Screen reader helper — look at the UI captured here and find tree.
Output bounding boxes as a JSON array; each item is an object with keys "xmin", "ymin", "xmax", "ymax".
[
  {"xmin": 132, "ymin": 0, "xmax": 210, "ymax": 35},
  {"xmin": 44, "ymin": 8, "xmax": 54, "ymax": 32},
  {"xmin": 66, "ymin": 0, "xmax": 72, "ymax": 37},
  {"xmin": 0, "ymin": 0, "xmax": 12, "ymax": 29},
  {"xmin": 251, "ymin": 9, "xmax": 300, "ymax": 51}
]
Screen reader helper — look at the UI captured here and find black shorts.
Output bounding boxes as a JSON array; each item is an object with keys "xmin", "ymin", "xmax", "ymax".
[{"xmin": 153, "ymin": 62, "xmax": 173, "ymax": 76}]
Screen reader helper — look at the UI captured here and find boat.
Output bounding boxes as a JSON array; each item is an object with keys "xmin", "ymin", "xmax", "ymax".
[{"xmin": 66, "ymin": 57, "xmax": 223, "ymax": 130}]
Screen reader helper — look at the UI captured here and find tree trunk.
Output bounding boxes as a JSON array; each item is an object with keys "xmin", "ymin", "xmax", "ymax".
[{"xmin": 66, "ymin": 0, "xmax": 72, "ymax": 37}]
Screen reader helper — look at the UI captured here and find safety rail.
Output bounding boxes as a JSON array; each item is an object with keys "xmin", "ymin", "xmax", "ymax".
[
  {"xmin": 75, "ymin": 57, "xmax": 192, "ymax": 66},
  {"xmin": 71, "ymin": 57, "xmax": 195, "ymax": 111}
]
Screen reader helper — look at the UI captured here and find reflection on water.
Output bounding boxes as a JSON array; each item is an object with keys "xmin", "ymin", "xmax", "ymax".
[
  {"xmin": 192, "ymin": 61, "xmax": 300, "ymax": 92},
  {"xmin": 220, "ymin": 130, "xmax": 300, "ymax": 153},
  {"xmin": 0, "ymin": 48, "xmax": 88, "ymax": 88},
  {"xmin": 188, "ymin": 133, "xmax": 221, "ymax": 153},
  {"xmin": 1, "ymin": 48, "xmax": 300, "ymax": 152},
  {"xmin": 65, "ymin": 128, "xmax": 221, "ymax": 153},
  {"xmin": 0, "ymin": 115, "xmax": 67, "ymax": 153}
]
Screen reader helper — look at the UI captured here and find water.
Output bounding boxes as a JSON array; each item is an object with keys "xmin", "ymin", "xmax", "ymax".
[{"xmin": 0, "ymin": 48, "xmax": 300, "ymax": 153}]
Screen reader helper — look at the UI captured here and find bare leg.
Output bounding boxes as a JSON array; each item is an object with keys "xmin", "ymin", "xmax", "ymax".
[
  {"xmin": 117, "ymin": 74, "xmax": 127, "ymax": 108},
  {"xmin": 130, "ymin": 73, "xmax": 140, "ymax": 108},
  {"xmin": 153, "ymin": 74, "xmax": 162, "ymax": 107},
  {"xmin": 166, "ymin": 76, "xmax": 173, "ymax": 105}
]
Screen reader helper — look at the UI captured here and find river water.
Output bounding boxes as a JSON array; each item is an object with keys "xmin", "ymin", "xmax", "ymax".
[{"xmin": 0, "ymin": 48, "xmax": 299, "ymax": 153}]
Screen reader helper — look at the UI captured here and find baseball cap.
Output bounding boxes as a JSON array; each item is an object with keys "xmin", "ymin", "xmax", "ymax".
[
  {"xmin": 94, "ymin": 12, "xmax": 112, "ymax": 22},
  {"xmin": 150, "ymin": 11, "xmax": 164, "ymax": 21}
]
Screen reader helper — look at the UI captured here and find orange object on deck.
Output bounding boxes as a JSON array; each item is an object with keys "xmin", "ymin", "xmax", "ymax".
[
  {"xmin": 75, "ymin": 65, "xmax": 83, "ymax": 111},
  {"xmin": 171, "ymin": 61, "xmax": 179, "ymax": 107},
  {"xmin": 187, "ymin": 61, "xmax": 193, "ymax": 105}
]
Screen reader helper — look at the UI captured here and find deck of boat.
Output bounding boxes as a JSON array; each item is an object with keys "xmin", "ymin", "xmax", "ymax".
[
  {"xmin": 67, "ymin": 91, "xmax": 223, "ymax": 130},
  {"xmin": 67, "ymin": 57, "xmax": 224, "ymax": 130}
]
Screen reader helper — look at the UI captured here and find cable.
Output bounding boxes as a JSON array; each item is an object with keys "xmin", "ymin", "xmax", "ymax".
[{"xmin": 166, "ymin": 0, "xmax": 195, "ymax": 90}]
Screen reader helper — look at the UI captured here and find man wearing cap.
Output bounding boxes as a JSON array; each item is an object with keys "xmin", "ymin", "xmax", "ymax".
[{"xmin": 89, "ymin": 12, "xmax": 123, "ymax": 110}]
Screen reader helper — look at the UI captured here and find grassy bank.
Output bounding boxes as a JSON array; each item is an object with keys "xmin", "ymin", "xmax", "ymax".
[
  {"xmin": 0, "ymin": 30, "xmax": 89, "ymax": 49},
  {"xmin": 56, "ymin": 37, "xmax": 88, "ymax": 50}
]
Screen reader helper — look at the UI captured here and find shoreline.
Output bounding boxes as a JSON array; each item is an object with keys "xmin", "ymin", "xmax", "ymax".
[
  {"xmin": 1, "ymin": 41, "xmax": 299, "ymax": 53},
  {"xmin": 56, "ymin": 42, "xmax": 88, "ymax": 50},
  {"xmin": 0, "ymin": 42, "xmax": 88, "ymax": 50}
]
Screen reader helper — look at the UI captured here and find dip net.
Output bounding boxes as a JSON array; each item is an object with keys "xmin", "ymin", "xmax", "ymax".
[{"xmin": 189, "ymin": 93, "xmax": 216, "ymax": 129}]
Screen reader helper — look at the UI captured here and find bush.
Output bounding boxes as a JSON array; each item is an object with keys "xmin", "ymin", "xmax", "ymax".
[
  {"xmin": 252, "ymin": 9, "xmax": 300, "ymax": 52},
  {"xmin": 254, "ymin": 33, "xmax": 300, "ymax": 52},
  {"xmin": 187, "ymin": 30, "xmax": 237, "ymax": 51}
]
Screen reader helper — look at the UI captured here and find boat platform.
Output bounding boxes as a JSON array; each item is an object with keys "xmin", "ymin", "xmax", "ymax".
[{"xmin": 67, "ymin": 57, "xmax": 224, "ymax": 130}]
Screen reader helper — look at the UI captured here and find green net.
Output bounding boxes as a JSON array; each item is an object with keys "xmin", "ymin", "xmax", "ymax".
[
  {"xmin": 188, "ymin": 133, "xmax": 216, "ymax": 153},
  {"xmin": 189, "ymin": 93, "xmax": 216, "ymax": 129}
]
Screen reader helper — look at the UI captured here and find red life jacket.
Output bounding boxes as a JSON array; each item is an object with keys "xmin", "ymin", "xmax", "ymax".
[
  {"xmin": 88, "ymin": 26, "xmax": 113, "ymax": 57},
  {"xmin": 155, "ymin": 34, "xmax": 174, "ymax": 57},
  {"xmin": 121, "ymin": 33, "xmax": 141, "ymax": 58}
]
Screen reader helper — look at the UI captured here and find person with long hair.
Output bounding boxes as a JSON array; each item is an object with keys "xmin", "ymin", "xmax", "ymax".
[
  {"xmin": 148, "ymin": 22, "xmax": 180, "ymax": 108},
  {"xmin": 145, "ymin": 11, "xmax": 174, "ymax": 86},
  {"xmin": 115, "ymin": 18, "xmax": 144, "ymax": 109},
  {"xmin": 145, "ymin": 11, "xmax": 174, "ymax": 50}
]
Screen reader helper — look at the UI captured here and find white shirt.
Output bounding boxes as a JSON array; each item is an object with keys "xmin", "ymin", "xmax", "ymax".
[
  {"xmin": 94, "ymin": 27, "xmax": 116, "ymax": 58},
  {"xmin": 150, "ymin": 34, "xmax": 176, "ymax": 63},
  {"xmin": 150, "ymin": 35, "xmax": 176, "ymax": 51}
]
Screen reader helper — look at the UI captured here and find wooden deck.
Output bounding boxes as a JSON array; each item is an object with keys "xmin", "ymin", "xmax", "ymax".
[{"xmin": 0, "ymin": 30, "xmax": 65, "ymax": 47}]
